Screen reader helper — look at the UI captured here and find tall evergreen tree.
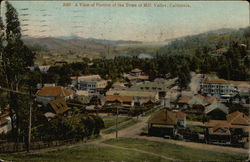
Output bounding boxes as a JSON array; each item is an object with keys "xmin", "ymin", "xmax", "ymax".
[{"xmin": 0, "ymin": 1, "xmax": 35, "ymax": 143}]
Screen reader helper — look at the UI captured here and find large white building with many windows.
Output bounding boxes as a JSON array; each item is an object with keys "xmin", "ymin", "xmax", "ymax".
[
  {"xmin": 70, "ymin": 75, "xmax": 107, "ymax": 94},
  {"xmin": 200, "ymin": 79, "xmax": 237, "ymax": 98}
]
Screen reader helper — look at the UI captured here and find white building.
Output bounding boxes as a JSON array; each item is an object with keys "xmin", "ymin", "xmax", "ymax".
[
  {"xmin": 201, "ymin": 79, "xmax": 237, "ymax": 98},
  {"xmin": 200, "ymin": 79, "xmax": 249, "ymax": 101},
  {"xmin": 70, "ymin": 75, "xmax": 107, "ymax": 94}
]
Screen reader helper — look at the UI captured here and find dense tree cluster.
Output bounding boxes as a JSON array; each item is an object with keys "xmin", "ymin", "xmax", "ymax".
[{"xmin": 31, "ymin": 113, "xmax": 104, "ymax": 141}]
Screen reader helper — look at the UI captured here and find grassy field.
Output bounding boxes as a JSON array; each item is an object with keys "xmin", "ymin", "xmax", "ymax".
[
  {"xmin": 104, "ymin": 138, "xmax": 247, "ymax": 161},
  {"xmin": 102, "ymin": 116, "xmax": 130, "ymax": 129},
  {"xmin": 0, "ymin": 144, "xmax": 169, "ymax": 162},
  {"xmin": 102, "ymin": 119, "xmax": 139, "ymax": 134}
]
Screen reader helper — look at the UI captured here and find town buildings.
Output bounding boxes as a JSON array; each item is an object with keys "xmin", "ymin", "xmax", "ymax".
[{"xmin": 205, "ymin": 111, "xmax": 250, "ymax": 145}]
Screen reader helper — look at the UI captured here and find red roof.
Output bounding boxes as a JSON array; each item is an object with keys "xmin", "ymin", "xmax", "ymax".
[
  {"xmin": 227, "ymin": 111, "xmax": 250, "ymax": 125},
  {"xmin": 204, "ymin": 96, "xmax": 217, "ymax": 104},
  {"xmin": 140, "ymin": 98, "xmax": 156, "ymax": 104},
  {"xmin": 203, "ymin": 79, "xmax": 228, "ymax": 84},
  {"xmin": 106, "ymin": 95, "xmax": 133, "ymax": 102},
  {"xmin": 37, "ymin": 86, "xmax": 73, "ymax": 97},
  {"xmin": 131, "ymin": 68, "xmax": 142, "ymax": 73},
  {"xmin": 205, "ymin": 120, "xmax": 231, "ymax": 128},
  {"xmin": 178, "ymin": 96, "xmax": 192, "ymax": 103}
]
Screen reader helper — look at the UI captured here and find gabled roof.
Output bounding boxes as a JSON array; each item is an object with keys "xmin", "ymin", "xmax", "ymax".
[
  {"xmin": 49, "ymin": 98, "xmax": 70, "ymax": 114},
  {"xmin": 106, "ymin": 90, "xmax": 157, "ymax": 98},
  {"xmin": 227, "ymin": 111, "xmax": 250, "ymax": 126},
  {"xmin": 70, "ymin": 75, "xmax": 101, "ymax": 81},
  {"xmin": 208, "ymin": 126, "xmax": 231, "ymax": 136},
  {"xmin": 131, "ymin": 68, "xmax": 142, "ymax": 73},
  {"xmin": 127, "ymin": 75, "xmax": 149, "ymax": 81},
  {"xmin": 205, "ymin": 102, "xmax": 229, "ymax": 114},
  {"xmin": 188, "ymin": 96, "xmax": 207, "ymax": 106},
  {"xmin": 37, "ymin": 86, "xmax": 73, "ymax": 97},
  {"xmin": 139, "ymin": 98, "xmax": 156, "ymax": 104},
  {"xmin": 207, "ymin": 119, "xmax": 231, "ymax": 135},
  {"xmin": 0, "ymin": 118, "xmax": 9, "ymax": 126},
  {"xmin": 106, "ymin": 95, "xmax": 133, "ymax": 102},
  {"xmin": 203, "ymin": 79, "xmax": 229, "ymax": 84},
  {"xmin": 177, "ymin": 96, "xmax": 192, "ymax": 104},
  {"xmin": 204, "ymin": 96, "xmax": 217, "ymax": 104},
  {"xmin": 205, "ymin": 120, "xmax": 230, "ymax": 128},
  {"xmin": 149, "ymin": 109, "xmax": 185, "ymax": 125}
]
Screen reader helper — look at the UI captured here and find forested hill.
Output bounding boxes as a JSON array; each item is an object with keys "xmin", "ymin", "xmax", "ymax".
[
  {"xmin": 156, "ymin": 27, "xmax": 250, "ymax": 81},
  {"xmin": 158, "ymin": 27, "xmax": 250, "ymax": 56}
]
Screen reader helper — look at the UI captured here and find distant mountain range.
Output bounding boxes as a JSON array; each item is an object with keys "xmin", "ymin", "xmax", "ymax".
[{"xmin": 22, "ymin": 28, "xmax": 238, "ymax": 53}]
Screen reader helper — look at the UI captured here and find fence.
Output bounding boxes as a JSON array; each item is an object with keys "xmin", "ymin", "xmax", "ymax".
[{"xmin": 0, "ymin": 138, "xmax": 85, "ymax": 153}]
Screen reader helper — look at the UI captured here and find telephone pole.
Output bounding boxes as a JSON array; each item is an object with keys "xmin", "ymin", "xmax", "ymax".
[
  {"xmin": 27, "ymin": 86, "xmax": 32, "ymax": 152},
  {"xmin": 115, "ymin": 106, "xmax": 118, "ymax": 139}
]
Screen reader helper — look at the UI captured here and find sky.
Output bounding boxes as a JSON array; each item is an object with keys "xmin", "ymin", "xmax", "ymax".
[{"xmin": 1, "ymin": 1, "xmax": 249, "ymax": 42}]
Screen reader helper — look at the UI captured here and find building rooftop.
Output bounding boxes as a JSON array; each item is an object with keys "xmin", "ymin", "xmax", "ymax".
[
  {"xmin": 131, "ymin": 68, "xmax": 142, "ymax": 73},
  {"xmin": 49, "ymin": 98, "xmax": 70, "ymax": 114},
  {"xmin": 0, "ymin": 118, "xmax": 9, "ymax": 126},
  {"xmin": 106, "ymin": 96, "xmax": 133, "ymax": 102},
  {"xmin": 70, "ymin": 75, "xmax": 103, "ymax": 82},
  {"xmin": 149, "ymin": 109, "xmax": 185, "ymax": 125},
  {"xmin": 226, "ymin": 111, "xmax": 250, "ymax": 126},
  {"xmin": 205, "ymin": 120, "xmax": 230, "ymax": 128},
  {"xmin": 203, "ymin": 79, "xmax": 229, "ymax": 84},
  {"xmin": 37, "ymin": 86, "xmax": 73, "ymax": 97},
  {"xmin": 106, "ymin": 90, "xmax": 157, "ymax": 98},
  {"xmin": 205, "ymin": 102, "xmax": 229, "ymax": 114}
]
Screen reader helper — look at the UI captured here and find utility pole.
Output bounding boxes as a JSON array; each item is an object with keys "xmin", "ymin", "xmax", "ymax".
[
  {"xmin": 115, "ymin": 106, "xmax": 118, "ymax": 139},
  {"xmin": 27, "ymin": 86, "xmax": 32, "ymax": 152}
]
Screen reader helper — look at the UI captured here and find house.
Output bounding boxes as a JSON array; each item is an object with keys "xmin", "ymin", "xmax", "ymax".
[
  {"xmin": 70, "ymin": 75, "xmax": 107, "ymax": 94},
  {"xmin": 205, "ymin": 120, "xmax": 231, "ymax": 144},
  {"xmin": 105, "ymin": 90, "xmax": 159, "ymax": 107},
  {"xmin": 48, "ymin": 98, "xmax": 71, "ymax": 115},
  {"xmin": 36, "ymin": 86, "xmax": 74, "ymax": 106},
  {"xmin": 124, "ymin": 68, "xmax": 149, "ymax": 83},
  {"xmin": 130, "ymin": 68, "xmax": 142, "ymax": 76},
  {"xmin": 177, "ymin": 94, "xmax": 217, "ymax": 110},
  {"xmin": 130, "ymin": 78, "xmax": 178, "ymax": 98},
  {"xmin": 205, "ymin": 111, "xmax": 250, "ymax": 145},
  {"xmin": 0, "ymin": 112, "xmax": 11, "ymax": 134},
  {"xmin": 227, "ymin": 111, "xmax": 250, "ymax": 137},
  {"xmin": 106, "ymin": 90, "xmax": 159, "ymax": 104},
  {"xmin": 205, "ymin": 102, "xmax": 229, "ymax": 120},
  {"xmin": 105, "ymin": 96, "xmax": 134, "ymax": 107},
  {"xmin": 177, "ymin": 96, "xmax": 192, "ymax": 109},
  {"xmin": 0, "ymin": 118, "xmax": 11, "ymax": 134},
  {"xmin": 227, "ymin": 111, "xmax": 250, "ymax": 126},
  {"xmin": 111, "ymin": 82, "xmax": 126, "ymax": 89},
  {"xmin": 148, "ymin": 109, "xmax": 186, "ymax": 137}
]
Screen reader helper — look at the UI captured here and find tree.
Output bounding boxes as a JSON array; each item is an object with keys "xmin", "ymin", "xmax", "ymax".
[
  {"xmin": 177, "ymin": 64, "xmax": 191, "ymax": 90},
  {"xmin": 0, "ymin": 2, "xmax": 35, "ymax": 143}
]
